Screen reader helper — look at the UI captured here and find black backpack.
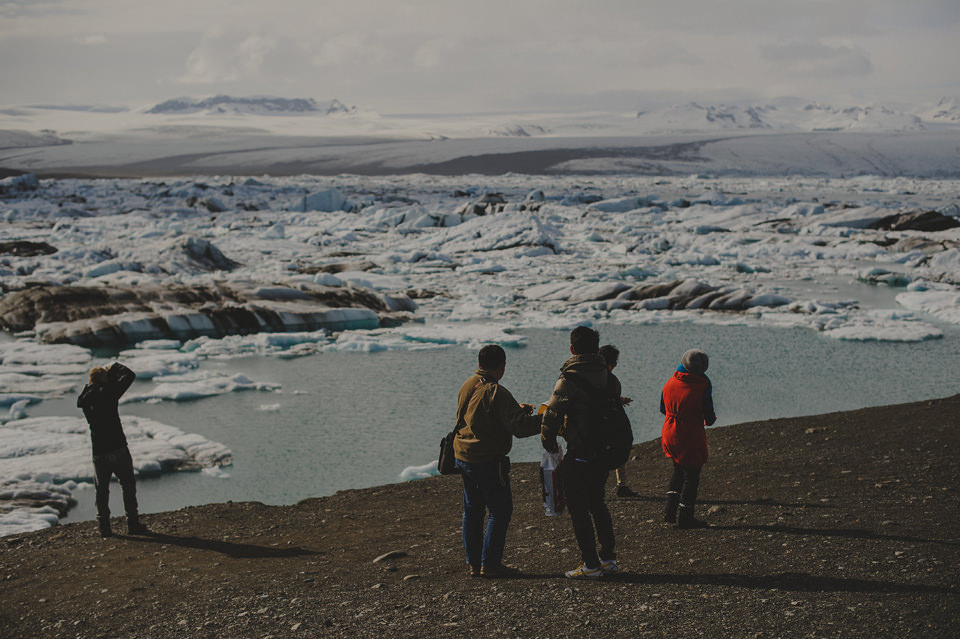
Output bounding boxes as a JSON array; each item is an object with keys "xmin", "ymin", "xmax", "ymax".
[{"xmin": 562, "ymin": 372, "xmax": 634, "ymax": 470}]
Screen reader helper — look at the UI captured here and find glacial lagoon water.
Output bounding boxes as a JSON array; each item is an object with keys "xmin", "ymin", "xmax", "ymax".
[{"xmin": 38, "ymin": 319, "xmax": 960, "ymax": 524}]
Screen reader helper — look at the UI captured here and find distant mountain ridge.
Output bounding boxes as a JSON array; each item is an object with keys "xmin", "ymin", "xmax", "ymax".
[
  {"xmin": 146, "ymin": 96, "xmax": 355, "ymax": 116},
  {"xmin": 633, "ymin": 100, "xmax": 932, "ymax": 134}
]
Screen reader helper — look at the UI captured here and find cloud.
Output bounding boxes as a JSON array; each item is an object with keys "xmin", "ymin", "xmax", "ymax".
[
  {"xmin": 178, "ymin": 30, "xmax": 275, "ymax": 85},
  {"xmin": 74, "ymin": 34, "xmax": 106, "ymax": 45},
  {"xmin": 761, "ymin": 42, "xmax": 873, "ymax": 77}
]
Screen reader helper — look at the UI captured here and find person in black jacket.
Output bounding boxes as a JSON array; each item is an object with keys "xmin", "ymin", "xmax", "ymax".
[
  {"xmin": 541, "ymin": 327, "xmax": 619, "ymax": 579},
  {"xmin": 77, "ymin": 362, "xmax": 148, "ymax": 537}
]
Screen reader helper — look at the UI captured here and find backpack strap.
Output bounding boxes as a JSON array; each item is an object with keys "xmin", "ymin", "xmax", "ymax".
[{"xmin": 454, "ymin": 375, "xmax": 492, "ymax": 433}]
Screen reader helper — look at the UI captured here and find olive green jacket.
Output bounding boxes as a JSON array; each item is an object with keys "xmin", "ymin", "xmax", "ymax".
[
  {"xmin": 540, "ymin": 353, "xmax": 617, "ymax": 460},
  {"xmin": 453, "ymin": 369, "xmax": 541, "ymax": 464}
]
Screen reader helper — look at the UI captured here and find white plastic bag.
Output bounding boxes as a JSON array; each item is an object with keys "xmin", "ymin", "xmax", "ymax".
[{"xmin": 540, "ymin": 444, "xmax": 565, "ymax": 517}]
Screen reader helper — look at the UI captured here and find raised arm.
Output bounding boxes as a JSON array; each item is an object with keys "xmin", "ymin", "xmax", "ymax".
[{"xmin": 107, "ymin": 363, "xmax": 136, "ymax": 399}]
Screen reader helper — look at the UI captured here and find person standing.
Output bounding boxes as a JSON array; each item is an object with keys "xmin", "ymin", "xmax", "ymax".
[
  {"xmin": 453, "ymin": 344, "xmax": 541, "ymax": 578},
  {"xmin": 660, "ymin": 349, "xmax": 717, "ymax": 529},
  {"xmin": 599, "ymin": 344, "xmax": 636, "ymax": 498},
  {"xmin": 541, "ymin": 326, "xmax": 619, "ymax": 579},
  {"xmin": 77, "ymin": 362, "xmax": 149, "ymax": 537}
]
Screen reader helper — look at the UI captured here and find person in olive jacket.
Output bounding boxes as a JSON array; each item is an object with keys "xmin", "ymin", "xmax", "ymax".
[
  {"xmin": 453, "ymin": 344, "xmax": 541, "ymax": 578},
  {"xmin": 77, "ymin": 362, "xmax": 149, "ymax": 537}
]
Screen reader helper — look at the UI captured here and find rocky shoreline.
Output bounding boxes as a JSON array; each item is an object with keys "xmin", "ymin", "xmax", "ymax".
[{"xmin": 1, "ymin": 395, "xmax": 958, "ymax": 638}]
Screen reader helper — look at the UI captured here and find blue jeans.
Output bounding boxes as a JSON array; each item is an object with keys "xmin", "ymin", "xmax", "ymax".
[{"xmin": 456, "ymin": 457, "xmax": 512, "ymax": 569}]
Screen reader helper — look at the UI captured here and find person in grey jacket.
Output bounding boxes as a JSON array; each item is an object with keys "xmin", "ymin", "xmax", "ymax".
[{"xmin": 77, "ymin": 362, "xmax": 148, "ymax": 537}]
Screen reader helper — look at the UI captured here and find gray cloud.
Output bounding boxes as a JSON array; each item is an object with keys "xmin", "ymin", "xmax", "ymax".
[
  {"xmin": 0, "ymin": 0, "xmax": 955, "ymax": 111},
  {"xmin": 761, "ymin": 42, "xmax": 873, "ymax": 78}
]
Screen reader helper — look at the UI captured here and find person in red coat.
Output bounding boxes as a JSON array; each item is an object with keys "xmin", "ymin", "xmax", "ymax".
[{"xmin": 660, "ymin": 349, "xmax": 716, "ymax": 529}]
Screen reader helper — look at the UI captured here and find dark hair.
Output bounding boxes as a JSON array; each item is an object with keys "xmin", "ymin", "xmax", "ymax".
[
  {"xmin": 599, "ymin": 344, "xmax": 619, "ymax": 368},
  {"xmin": 570, "ymin": 326, "xmax": 600, "ymax": 355},
  {"xmin": 478, "ymin": 344, "xmax": 506, "ymax": 370}
]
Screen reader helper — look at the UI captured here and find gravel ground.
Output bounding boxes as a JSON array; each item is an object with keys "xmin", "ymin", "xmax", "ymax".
[{"xmin": 2, "ymin": 395, "xmax": 958, "ymax": 638}]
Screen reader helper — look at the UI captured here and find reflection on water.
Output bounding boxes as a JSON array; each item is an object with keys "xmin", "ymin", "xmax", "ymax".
[{"xmin": 54, "ymin": 322, "xmax": 959, "ymax": 522}]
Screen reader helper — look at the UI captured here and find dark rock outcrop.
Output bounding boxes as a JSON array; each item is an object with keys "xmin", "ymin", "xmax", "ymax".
[
  {"xmin": 0, "ymin": 241, "xmax": 57, "ymax": 257},
  {"xmin": 867, "ymin": 210, "xmax": 960, "ymax": 232}
]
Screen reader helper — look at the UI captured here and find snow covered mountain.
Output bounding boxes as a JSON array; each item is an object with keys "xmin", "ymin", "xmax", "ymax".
[
  {"xmin": 145, "ymin": 95, "xmax": 355, "ymax": 116},
  {"xmin": 920, "ymin": 97, "xmax": 960, "ymax": 123},
  {"xmin": 633, "ymin": 100, "xmax": 926, "ymax": 134}
]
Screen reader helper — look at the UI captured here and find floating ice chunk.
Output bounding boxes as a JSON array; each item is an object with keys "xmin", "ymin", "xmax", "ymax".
[
  {"xmin": 858, "ymin": 267, "xmax": 912, "ymax": 287},
  {"xmin": 264, "ymin": 223, "xmax": 285, "ymax": 239},
  {"xmin": 0, "ymin": 373, "xmax": 77, "ymax": 396},
  {"xmin": 313, "ymin": 272, "xmax": 343, "ymax": 286},
  {"xmin": 85, "ymin": 259, "xmax": 142, "ymax": 279},
  {"xmin": 326, "ymin": 332, "xmax": 391, "ymax": 352},
  {"xmin": 666, "ymin": 252, "xmax": 720, "ymax": 266},
  {"xmin": 117, "ymin": 350, "xmax": 200, "ymax": 380},
  {"xmin": 587, "ymin": 196, "xmax": 661, "ymax": 213},
  {"xmin": 0, "ymin": 341, "xmax": 91, "ymax": 367},
  {"xmin": 336, "ymin": 271, "xmax": 409, "ymax": 291},
  {"xmin": 0, "ymin": 173, "xmax": 39, "ymax": 194},
  {"xmin": 745, "ymin": 294, "xmax": 791, "ymax": 308},
  {"xmin": 258, "ymin": 403, "xmax": 281, "ymax": 412},
  {"xmin": 2, "ymin": 399, "xmax": 31, "ymax": 422},
  {"xmin": 928, "ymin": 249, "xmax": 960, "ymax": 282},
  {"xmin": 121, "ymin": 373, "xmax": 280, "ymax": 403},
  {"xmin": 300, "ymin": 188, "xmax": 350, "ymax": 212},
  {"xmin": 824, "ymin": 323, "xmax": 943, "ymax": 342},
  {"xmin": 134, "ymin": 339, "xmax": 183, "ymax": 350},
  {"xmin": 0, "ymin": 394, "xmax": 41, "ymax": 408},
  {"xmin": 181, "ymin": 330, "xmax": 331, "ymax": 358},
  {"xmin": 399, "ymin": 461, "xmax": 439, "ymax": 481},
  {"xmin": 399, "ymin": 324, "xmax": 528, "ymax": 349},
  {"xmin": 202, "ymin": 466, "xmax": 231, "ymax": 479},
  {"xmin": 896, "ymin": 290, "xmax": 960, "ymax": 324},
  {"xmin": 432, "ymin": 210, "xmax": 559, "ymax": 254},
  {"xmin": 567, "ymin": 282, "xmax": 631, "ymax": 304}
]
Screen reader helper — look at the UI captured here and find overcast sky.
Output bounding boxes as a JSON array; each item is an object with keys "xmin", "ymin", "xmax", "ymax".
[{"xmin": 2, "ymin": 0, "xmax": 958, "ymax": 112}]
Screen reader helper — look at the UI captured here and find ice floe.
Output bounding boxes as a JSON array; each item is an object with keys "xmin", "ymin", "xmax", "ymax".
[{"xmin": 0, "ymin": 415, "xmax": 231, "ymax": 536}]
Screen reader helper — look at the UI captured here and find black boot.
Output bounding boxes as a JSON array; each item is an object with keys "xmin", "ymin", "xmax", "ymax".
[
  {"xmin": 98, "ymin": 517, "xmax": 113, "ymax": 538},
  {"xmin": 663, "ymin": 492, "xmax": 680, "ymax": 523},
  {"xmin": 676, "ymin": 504, "xmax": 708, "ymax": 529},
  {"xmin": 127, "ymin": 514, "xmax": 149, "ymax": 535}
]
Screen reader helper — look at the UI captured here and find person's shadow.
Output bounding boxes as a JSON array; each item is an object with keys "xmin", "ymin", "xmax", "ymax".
[{"xmin": 122, "ymin": 532, "xmax": 322, "ymax": 559}]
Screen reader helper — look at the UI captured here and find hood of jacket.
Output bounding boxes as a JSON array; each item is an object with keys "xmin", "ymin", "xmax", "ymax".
[{"xmin": 560, "ymin": 354, "xmax": 608, "ymax": 389}]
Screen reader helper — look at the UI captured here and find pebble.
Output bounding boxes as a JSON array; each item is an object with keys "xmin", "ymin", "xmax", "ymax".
[{"xmin": 372, "ymin": 550, "xmax": 408, "ymax": 563}]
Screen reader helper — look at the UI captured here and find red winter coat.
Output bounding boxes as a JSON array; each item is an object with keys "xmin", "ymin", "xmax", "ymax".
[{"xmin": 660, "ymin": 369, "xmax": 716, "ymax": 467}]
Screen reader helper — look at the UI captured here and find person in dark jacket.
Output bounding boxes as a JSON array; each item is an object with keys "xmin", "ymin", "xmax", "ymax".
[
  {"xmin": 599, "ymin": 344, "xmax": 636, "ymax": 498},
  {"xmin": 453, "ymin": 344, "xmax": 541, "ymax": 578},
  {"xmin": 541, "ymin": 327, "xmax": 619, "ymax": 579},
  {"xmin": 77, "ymin": 362, "xmax": 148, "ymax": 537},
  {"xmin": 660, "ymin": 349, "xmax": 717, "ymax": 529}
]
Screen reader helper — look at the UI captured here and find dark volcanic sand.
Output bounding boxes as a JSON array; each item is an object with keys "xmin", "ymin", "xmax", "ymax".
[{"xmin": 2, "ymin": 395, "xmax": 958, "ymax": 638}]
